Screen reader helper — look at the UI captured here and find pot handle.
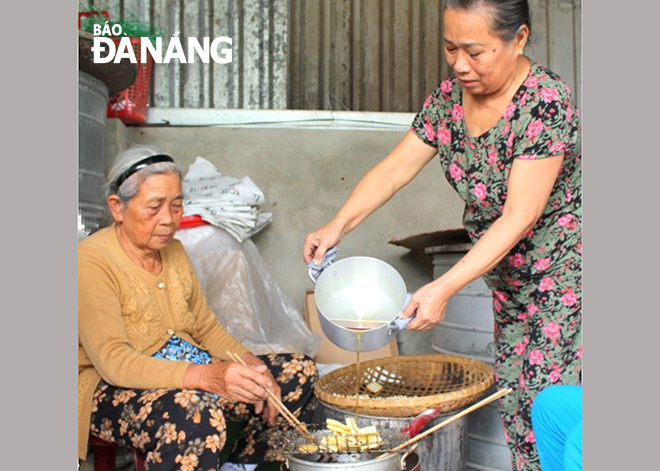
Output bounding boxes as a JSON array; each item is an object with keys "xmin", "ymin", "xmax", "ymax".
[
  {"xmin": 388, "ymin": 293, "xmax": 417, "ymax": 334},
  {"xmin": 307, "ymin": 246, "xmax": 338, "ymax": 284},
  {"xmin": 400, "ymin": 443, "xmax": 420, "ymax": 470}
]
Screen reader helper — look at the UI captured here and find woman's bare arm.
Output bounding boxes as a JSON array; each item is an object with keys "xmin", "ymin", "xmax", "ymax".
[
  {"xmin": 403, "ymin": 155, "xmax": 565, "ymax": 330},
  {"xmin": 303, "ymin": 131, "xmax": 437, "ymax": 264}
]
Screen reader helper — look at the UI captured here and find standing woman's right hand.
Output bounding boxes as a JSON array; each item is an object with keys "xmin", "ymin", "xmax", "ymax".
[{"xmin": 303, "ymin": 219, "xmax": 346, "ymax": 266}]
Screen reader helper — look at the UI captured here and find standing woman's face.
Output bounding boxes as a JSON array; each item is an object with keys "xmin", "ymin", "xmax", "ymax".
[{"xmin": 443, "ymin": 6, "xmax": 528, "ymax": 96}]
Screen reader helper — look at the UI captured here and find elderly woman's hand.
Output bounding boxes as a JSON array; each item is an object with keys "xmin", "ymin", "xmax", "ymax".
[
  {"xmin": 183, "ymin": 360, "xmax": 273, "ymax": 407},
  {"xmin": 400, "ymin": 277, "xmax": 457, "ymax": 331},
  {"xmin": 241, "ymin": 352, "xmax": 282, "ymax": 424}
]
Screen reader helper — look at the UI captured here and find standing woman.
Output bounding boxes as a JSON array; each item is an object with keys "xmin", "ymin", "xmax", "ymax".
[{"xmin": 303, "ymin": 1, "xmax": 581, "ymax": 470}]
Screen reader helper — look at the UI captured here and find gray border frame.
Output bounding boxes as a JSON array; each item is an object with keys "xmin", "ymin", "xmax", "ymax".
[
  {"xmin": 583, "ymin": 0, "xmax": 658, "ymax": 469},
  {"xmin": 6, "ymin": 2, "xmax": 78, "ymax": 469},
  {"xmin": 7, "ymin": 1, "xmax": 658, "ymax": 469}
]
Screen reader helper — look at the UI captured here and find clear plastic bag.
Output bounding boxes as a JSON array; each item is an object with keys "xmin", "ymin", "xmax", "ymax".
[{"xmin": 175, "ymin": 224, "xmax": 320, "ymax": 357}]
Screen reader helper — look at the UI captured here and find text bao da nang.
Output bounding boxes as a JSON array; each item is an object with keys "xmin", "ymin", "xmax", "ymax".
[{"xmin": 90, "ymin": 23, "xmax": 233, "ymax": 64}]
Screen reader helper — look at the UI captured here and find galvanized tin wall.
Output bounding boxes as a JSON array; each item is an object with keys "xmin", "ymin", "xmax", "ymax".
[
  {"xmin": 289, "ymin": 0, "xmax": 447, "ymax": 112},
  {"xmin": 90, "ymin": 0, "xmax": 581, "ymax": 111},
  {"xmin": 91, "ymin": 0, "xmax": 288, "ymax": 109},
  {"xmin": 289, "ymin": 0, "xmax": 582, "ymax": 112}
]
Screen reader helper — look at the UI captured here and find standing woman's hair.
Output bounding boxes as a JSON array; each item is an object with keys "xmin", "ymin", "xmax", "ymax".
[
  {"xmin": 105, "ymin": 145, "xmax": 182, "ymax": 204},
  {"xmin": 445, "ymin": 0, "xmax": 532, "ymax": 42}
]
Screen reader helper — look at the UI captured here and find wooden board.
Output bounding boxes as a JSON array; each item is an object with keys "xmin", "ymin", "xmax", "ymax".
[
  {"xmin": 389, "ymin": 228, "xmax": 472, "ymax": 277},
  {"xmin": 304, "ymin": 290, "xmax": 398, "ymax": 365}
]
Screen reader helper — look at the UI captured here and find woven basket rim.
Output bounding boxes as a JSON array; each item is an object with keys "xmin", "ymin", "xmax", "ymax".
[{"xmin": 314, "ymin": 353, "xmax": 494, "ymax": 416}]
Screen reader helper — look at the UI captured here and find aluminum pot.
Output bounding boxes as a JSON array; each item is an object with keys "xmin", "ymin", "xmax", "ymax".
[
  {"xmin": 283, "ymin": 451, "xmax": 421, "ymax": 471},
  {"xmin": 309, "ymin": 257, "xmax": 414, "ymax": 352}
]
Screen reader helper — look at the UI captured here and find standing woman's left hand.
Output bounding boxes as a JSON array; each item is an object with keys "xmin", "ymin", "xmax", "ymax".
[{"xmin": 399, "ymin": 277, "xmax": 456, "ymax": 331}]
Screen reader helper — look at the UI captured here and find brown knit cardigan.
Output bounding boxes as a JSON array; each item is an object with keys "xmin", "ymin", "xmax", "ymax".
[{"xmin": 78, "ymin": 225, "xmax": 249, "ymax": 459}]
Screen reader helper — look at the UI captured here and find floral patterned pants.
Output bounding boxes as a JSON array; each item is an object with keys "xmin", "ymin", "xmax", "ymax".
[
  {"xmin": 492, "ymin": 275, "xmax": 582, "ymax": 471},
  {"xmin": 90, "ymin": 353, "xmax": 318, "ymax": 470}
]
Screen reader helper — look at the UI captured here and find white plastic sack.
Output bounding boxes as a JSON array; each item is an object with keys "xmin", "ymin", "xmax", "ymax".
[
  {"xmin": 182, "ymin": 157, "xmax": 273, "ymax": 242},
  {"xmin": 176, "ymin": 224, "xmax": 320, "ymax": 357}
]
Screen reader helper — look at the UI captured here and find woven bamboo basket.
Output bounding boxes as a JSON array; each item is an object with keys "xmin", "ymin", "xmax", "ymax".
[{"xmin": 314, "ymin": 354, "xmax": 494, "ymax": 417}]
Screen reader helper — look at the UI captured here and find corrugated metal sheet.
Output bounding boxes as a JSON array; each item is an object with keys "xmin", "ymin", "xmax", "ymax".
[
  {"xmin": 289, "ymin": 0, "xmax": 582, "ymax": 112},
  {"xmin": 90, "ymin": 0, "xmax": 581, "ymax": 111},
  {"xmin": 289, "ymin": 0, "xmax": 446, "ymax": 112},
  {"xmin": 92, "ymin": 0, "xmax": 288, "ymax": 109}
]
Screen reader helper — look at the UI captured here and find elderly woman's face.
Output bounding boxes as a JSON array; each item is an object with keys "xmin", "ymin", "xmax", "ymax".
[
  {"xmin": 112, "ymin": 173, "xmax": 184, "ymax": 252},
  {"xmin": 443, "ymin": 7, "xmax": 526, "ymax": 96}
]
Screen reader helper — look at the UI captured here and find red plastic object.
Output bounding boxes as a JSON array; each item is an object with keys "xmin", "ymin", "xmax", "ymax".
[
  {"xmin": 78, "ymin": 10, "xmax": 110, "ymax": 29},
  {"xmin": 401, "ymin": 408, "xmax": 442, "ymax": 438},
  {"xmin": 179, "ymin": 215, "xmax": 209, "ymax": 229},
  {"xmin": 89, "ymin": 436, "xmax": 147, "ymax": 471},
  {"xmin": 106, "ymin": 37, "xmax": 153, "ymax": 125}
]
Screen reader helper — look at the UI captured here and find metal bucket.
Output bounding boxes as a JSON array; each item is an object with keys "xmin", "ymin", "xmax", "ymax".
[
  {"xmin": 314, "ymin": 401, "xmax": 466, "ymax": 471},
  {"xmin": 78, "ymin": 71, "xmax": 108, "ymax": 235},
  {"xmin": 286, "ymin": 452, "xmax": 402, "ymax": 471},
  {"xmin": 431, "ymin": 253, "xmax": 512, "ymax": 471},
  {"xmin": 283, "ymin": 452, "xmax": 421, "ymax": 471},
  {"xmin": 311, "ymin": 257, "xmax": 413, "ymax": 352}
]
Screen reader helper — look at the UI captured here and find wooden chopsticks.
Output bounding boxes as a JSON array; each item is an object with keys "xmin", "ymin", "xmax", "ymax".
[{"xmin": 226, "ymin": 351, "xmax": 319, "ymax": 445}]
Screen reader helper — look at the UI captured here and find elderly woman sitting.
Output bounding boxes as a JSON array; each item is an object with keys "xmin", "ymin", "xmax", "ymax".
[{"xmin": 78, "ymin": 145, "xmax": 318, "ymax": 471}]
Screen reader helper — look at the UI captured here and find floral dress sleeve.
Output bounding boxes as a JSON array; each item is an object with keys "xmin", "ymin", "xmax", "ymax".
[
  {"xmin": 411, "ymin": 79, "xmax": 456, "ymax": 149},
  {"xmin": 411, "ymin": 89, "xmax": 441, "ymax": 147},
  {"xmin": 512, "ymin": 79, "xmax": 577, "ymax": 160}
]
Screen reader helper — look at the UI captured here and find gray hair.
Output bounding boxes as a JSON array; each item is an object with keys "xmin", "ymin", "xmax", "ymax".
[
  {"xmin": 105, "ymin": 145, "xmax": 182, "ymax": 205},
  {"xmin": 445, "ymin": 0, "xmax": 532, "ymax": 43}
]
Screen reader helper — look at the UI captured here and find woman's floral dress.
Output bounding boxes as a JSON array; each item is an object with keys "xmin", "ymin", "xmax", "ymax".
[
  {"xmin": 411, "ymin": 60, "xmax": 582, "ymax": 471},
  {"xmin": 90, "ymin": 335, "xmax": 318, "ymax": 470}
]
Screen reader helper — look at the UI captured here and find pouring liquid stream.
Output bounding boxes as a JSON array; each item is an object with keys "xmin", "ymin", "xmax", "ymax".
[
  {"xmin": 353, "ymin": 330, "xmax": 362, "ymax": 420},
  {"xmin": 332, "ymin": 319, "xmax": 389, "ymax": 421}
]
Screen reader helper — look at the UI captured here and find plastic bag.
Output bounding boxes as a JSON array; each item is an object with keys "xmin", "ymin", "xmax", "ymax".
[{"xmin": 175, "ymin": 224, "xmax": 320, "ymax": 357}]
